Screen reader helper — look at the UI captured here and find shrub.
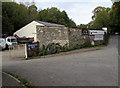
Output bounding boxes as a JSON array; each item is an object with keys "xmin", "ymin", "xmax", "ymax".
[
  {"xmin": 102, "ymin": 34, "xmax": 110, "ymax": 45},
  {"xmin": 80, "ymin": 39, "xmax": 93, "ymax": 48},
  {"xmin": 38, "ymin": 45, "xmax": 46, "ymax": 56}
]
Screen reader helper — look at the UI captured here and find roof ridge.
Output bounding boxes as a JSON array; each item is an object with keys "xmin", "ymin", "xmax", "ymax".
[{"xmin": 35, "ymin": 20, "xmax": 64, "ymax": 26}]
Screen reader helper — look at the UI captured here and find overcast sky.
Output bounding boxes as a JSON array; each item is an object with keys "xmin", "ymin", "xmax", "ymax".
[{"xmin": 15, "ymin": 0, "xmax": 113, "ymax": 25}]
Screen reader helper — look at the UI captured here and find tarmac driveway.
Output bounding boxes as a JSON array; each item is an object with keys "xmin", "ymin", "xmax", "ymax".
[{"xmin": 2, "ymin": 36, "xmax": 118, "ymax": 86}]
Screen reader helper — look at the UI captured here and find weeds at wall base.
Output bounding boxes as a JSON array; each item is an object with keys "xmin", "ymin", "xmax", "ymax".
[{"xmin": 26, "ymin": 35, "xmax": 109, "ymax": 59}]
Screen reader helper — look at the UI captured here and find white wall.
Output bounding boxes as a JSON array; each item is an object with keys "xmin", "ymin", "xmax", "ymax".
[{"xmin": 14, "ymin": 21, "xmax": 44, "ymax": 42}]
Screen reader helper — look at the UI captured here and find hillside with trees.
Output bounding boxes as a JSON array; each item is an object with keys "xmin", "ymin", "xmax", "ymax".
[
  {"xmin": 2, "ymin": 1, "xmax": 120, "ymax": 35},
  {"xmin": 109, "ymin": 1, "xmax": 120, "ymax": 33},
  {"xmin": 2, "ymin": 2, "xmax": 76, "ymax": 35},
  {"xmin": 78, "ymin": 1, "xmax": 120, "ymax": 34}
]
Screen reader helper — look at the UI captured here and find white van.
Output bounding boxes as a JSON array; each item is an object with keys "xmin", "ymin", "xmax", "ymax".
[
  {"xmin": 0, "ymin": 37, "xmax": 17, "ymax": 50},
  {"xmin": 6, "ymin": 36, "xmax": 17, "ymax": 46}
]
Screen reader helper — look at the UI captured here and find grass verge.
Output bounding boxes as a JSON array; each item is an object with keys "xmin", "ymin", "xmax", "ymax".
[{"xmin": 3, "ymin": 71, "xmax": 33, "ymax": 88}]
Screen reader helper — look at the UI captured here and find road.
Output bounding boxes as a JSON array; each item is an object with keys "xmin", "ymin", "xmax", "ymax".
[
  {"xmin": 2, "ymin": 72, "xmax": 25, "ymax": 87},
  {"xmin": 2, "ymin": 36, "xmax": 119, "ymax": 86}
]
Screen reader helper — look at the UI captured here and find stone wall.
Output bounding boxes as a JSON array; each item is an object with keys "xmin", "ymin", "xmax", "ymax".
[
  {"xmin": 68, "ymin": 28, "xmax": 85, "ymax": 48},
  {"xmin": 36, "ymin": 26, "xmax": 69, "ymax": 47},
  {"xmin": 36, "ymin": 26, "xmax": 86, "ymax": 48}
]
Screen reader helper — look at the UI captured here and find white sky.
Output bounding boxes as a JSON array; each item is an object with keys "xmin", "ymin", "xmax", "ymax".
[{"xmin": 15, "ymin": 0, "xmax": 113, "ymax": 25}]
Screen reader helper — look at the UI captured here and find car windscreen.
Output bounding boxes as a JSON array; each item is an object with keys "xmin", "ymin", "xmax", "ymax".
[
  {"xmin": 8, "ymin": 39, "xmax": 17, "ymax": 42},
  {"xmin": 11, "ymin": 39, "xmax": 17, "ymax": 42}
]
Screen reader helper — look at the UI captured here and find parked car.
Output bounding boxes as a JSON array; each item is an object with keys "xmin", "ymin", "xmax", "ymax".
[
  {"xmin": 6, "ymin": 36, "xmax": 18, "ymax": 46},
  {"xmin": 0, "ymin": 38, "xmax": 6, "ymax": 50},
  {"xmin": 0, "ymin": 36, "xmax": 18, "ymax": 50},
  {"xmin": 115, "ymin": 32, "xmax": 119, "ymax": 35}
]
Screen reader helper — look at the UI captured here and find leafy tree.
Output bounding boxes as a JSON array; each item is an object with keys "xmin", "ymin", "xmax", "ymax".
[
  {"xmin": 77, "ymin": 24, "xmax": 88, "ymax": 29},
  {"xmin": 37, "ymin": 7, "xmax": 76, "ymax": 27},
  {"xmin": 2, "ymin": 2, "xmax": 36, "ymax": 35},
  {"xmin": 28, "ymin": 5, "xmax": 38, "ymax": 22},
  {"xmin": 92, "ymin": 6, "xmax": 106, "ymax": 20},
  {"xmin": 2, "ymin": 2, "xmax": 17, "ymax": 34},
  {"xmin": 109, "ymin": 2, "xmax": 120, "ymax": 33},
  {"xmin": 91, "ymin": 6, "xmax": 111, "ymax": 29},
  {"xmin": 2, "ymin": 12, "xmax": 14, "ymax": 35},
  {"xmin": 2, "ymin": 2, "xmax": 76, "ymax": 35}
]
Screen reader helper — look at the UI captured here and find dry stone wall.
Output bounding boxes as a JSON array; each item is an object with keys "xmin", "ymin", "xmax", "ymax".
[
  {"xmin": 36, "ymin": 26, "xmax": 86, "ymax": 48},
  {"xmin": 36, "ymin": 26, "xmax": 69, "ymax": 47},
  {"xmin": 68, "ymin": 28, "xmax": 85, "ymax": 48}
]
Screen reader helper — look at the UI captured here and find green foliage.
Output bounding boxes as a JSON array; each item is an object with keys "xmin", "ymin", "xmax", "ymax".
[
  {"xmin": 90, "ymin": 3, "xmax": 120, "ymax": 33},
  {"xmin": 38, "ymin": 41, "xmax": 93, "ymax": 56},
  {"xmin": 91, "ymin": 6, "xmax": 111, "ymax": 29},
  {"xmin": 3, "ymin": 71, "xmax": 33, "ymax": 88},
  {"xmin": 77, "ymin": 24, "xmax": 88, "ymax": 29},
  {"xmin": 38, "ymin": 45, "xmax": 46, "ymax": 56},
  {"xmin": 37, "ymin": 7, "xmax": 76, "ymax": 27},
  {"xmin": 2, "ymin": 2, "xmax": 30, "ymax": 35},
  {"xmin": 2, "ymin": 3, "xmax": 76, "ymax": 35},
  {"xmin": 109, "ymin": 2, "xmax": 120, "ymax": 33},
  {"xmin": 38, "ymin": 43, "xmax": 64, "ymax": 56},
  {"xmin": 2, "ymin": 12, "xmax": 14, "ymax": 34},
  {"xmin": 80, "ymin": 39, "xmax": 93, "ymax": 48},
  {"xmin": 102, "ymin": 34, "xmax": 110, "ymax": 45},
  {"xmin": 28, "ymin": 5, "xmax": 38, "ymax": 22}
]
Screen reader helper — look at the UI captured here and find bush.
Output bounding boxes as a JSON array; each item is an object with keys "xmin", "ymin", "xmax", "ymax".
[
  {"xmin": 38, "ymin": 45, "xmax": 46, "ymax": 56},
  {"xmin": 38, "ymin": 43, "xmax": 65, "ymax": 56},
  {"xmin": 38, "ymin": 36, "xmax": 109, "ymax": 57},
  {"xmin": 80, "ymin": 39, "xmax": 93, "ymax": 48},
  {"xmin": 102, "ymin": 34, "xmax": 110, "ymax": 45},
  {"xmin": 46, "ymin": 43, "xmax": 56, "ymax": 54}
]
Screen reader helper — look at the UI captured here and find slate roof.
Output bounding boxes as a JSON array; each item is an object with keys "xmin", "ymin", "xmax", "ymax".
[{"xmin": 35, "ymin": 20, "xmax": 65, "ymax": 27}]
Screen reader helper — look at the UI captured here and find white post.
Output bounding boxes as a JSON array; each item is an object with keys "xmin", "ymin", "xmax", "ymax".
[
  {"xmin": 91, "ymin": 41, "xmax": 95, "ymax": 46},
  {"xmin": 25, "ymin": 44, "xmax": 28, "ymax": 59}
]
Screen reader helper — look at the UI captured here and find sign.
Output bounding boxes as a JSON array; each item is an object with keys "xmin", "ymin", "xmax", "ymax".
[
  {"xmin": 89, "ymin": 35, "xmax": 95, "ymax": 40},
  {"xmin": 28, "ymin": 44, "xmax": 38, "ymax": 49},
  {"xmin": 89, "ymin": 30, "xmax": 104, "ymax": 35},
  {"xmin": 25, "ymin": 42, "xmax": 39, "ymax": 58},
  {"xmin": 94, "ymin": 35, "xmax": 104, "ymax": 40},
  {"xmin": 89, "ymin": 35, "xmax": 103, "ymax": 41},
  {"xmin": 82, "ymin": 29, "xmax": 89, "ymax": 35}
]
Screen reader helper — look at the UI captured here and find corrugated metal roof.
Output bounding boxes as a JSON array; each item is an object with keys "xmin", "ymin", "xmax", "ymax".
[{"xmin": 35, "ymin": 20, "xmax": 65, "ymax": 27}]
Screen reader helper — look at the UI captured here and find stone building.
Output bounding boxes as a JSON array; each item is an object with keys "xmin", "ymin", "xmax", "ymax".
[
  {"xmin": 36, "ymin": 26, "xmax": 85, "ymax": 48},
  {"xmin": 14, "ymin": 20, "xmax": 85, "ymax": 48}
]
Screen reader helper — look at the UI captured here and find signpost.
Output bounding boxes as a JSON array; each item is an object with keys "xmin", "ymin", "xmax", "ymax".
[
  {"xmin": 82, "ymin": 29, "xmax": 89, "ymax": 35},
  {"xmin": 94, "ymin": 35, "xmax": 104, "ymax": 40},
  {"xmin": 89, "ymin": 30, "xmax": 104, "ymax": 41},
  {"xmin": 88, "ymin": 30, "xmax": 105, "ymax": 45},
  {"xmin": 25, "ymin": 42, "xmax": 39, "ymax": 58},
  {"xmin": 89, "ymin": 30, "xmax": 104, "ymax": 35}
]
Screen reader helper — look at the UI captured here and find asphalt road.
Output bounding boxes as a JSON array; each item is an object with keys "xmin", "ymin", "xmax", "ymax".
[
  {"xmin": 2, "ymin": 72, "xmax": 25, "ymax": 87},
  {"xmin": 2, "ymin": 35, "xmax": 119, "ymax": 86}
]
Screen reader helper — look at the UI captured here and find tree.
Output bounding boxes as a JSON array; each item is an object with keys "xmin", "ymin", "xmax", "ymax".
[
  {"xmin": 28, "ymin": 5, "xmax": 38, "ymax": 22},
  {"xmin": 109, "ymin": 2, "xmax": 120, "ymax": 33},
  {"xmin": 2, "ymin": 2, "xmax": 37, "ymax": 35},
  {"xmin": 2, "ymin": 12, "xmax": 14, "ymax": 35},
  {"xmin": 92, "ymin": 6, "xmax": 106, "ymax": 20},
  {"xmin": 91, "ymin": 6, "xmax": 111, "ymax": 29},
  {"xmin": 2, "ymin": 2, "xmax": 76, "ymax": 35},
  {"xmin": 77, "ymin": 24, "xmax": 88, "ymax": 29},
  {"xmin": 37, "ymin": 7, "xmax": 76, "ymax": 27}
]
